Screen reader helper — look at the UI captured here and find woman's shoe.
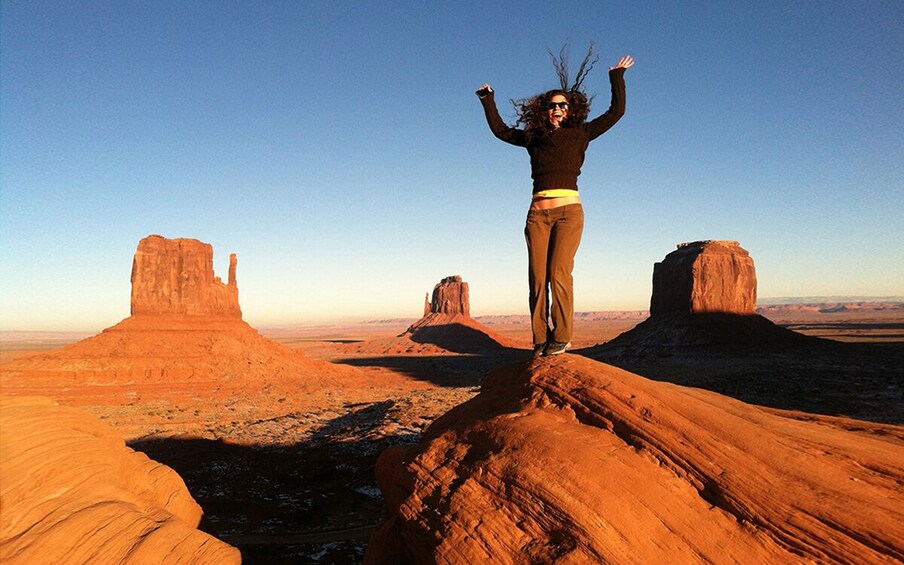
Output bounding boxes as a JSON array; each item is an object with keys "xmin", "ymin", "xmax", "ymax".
[{"xmin": 545, "ymin": 341, "xmax": 571, "ymax": 356}]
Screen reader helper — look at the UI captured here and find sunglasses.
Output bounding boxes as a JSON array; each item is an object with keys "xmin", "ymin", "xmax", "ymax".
[{"xmin": 547, "ymin": 101, "xmax": 569, "ymax": 110}]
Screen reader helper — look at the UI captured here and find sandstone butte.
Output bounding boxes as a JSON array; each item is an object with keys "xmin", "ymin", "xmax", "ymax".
[
  {"xmin": 0, "ymin": 396, "xmax": 240, "ymax": 564},
  {"xmin": 650, "ymin": 240, "xmax": 757, "ymax": 316},
  {"xmin": 0, "ymin": 234, "xmax": 360, "ymax": 407},
  {"xmin": 365, "ymin": 354, "xmax": 904, "ymax": 564},
  {"xmin": 590, "ymin": 240, "xmax": 814, "ymax": 356},
  {"xmin": 346, "ymin": 275, "xmax": 519, "ymax": 355}
]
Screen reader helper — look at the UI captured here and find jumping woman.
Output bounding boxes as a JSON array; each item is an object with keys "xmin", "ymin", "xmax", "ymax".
[{"xmin": 476, "ymin": 47, "xmax": 634, "ymax": 357}]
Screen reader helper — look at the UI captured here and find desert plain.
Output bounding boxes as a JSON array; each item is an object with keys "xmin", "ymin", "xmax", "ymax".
[{"xmin": 1, "ymin": 237, "xmax": 902, "ymax": 563}]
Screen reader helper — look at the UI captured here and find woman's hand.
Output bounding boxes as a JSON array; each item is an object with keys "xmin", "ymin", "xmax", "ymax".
[
  {"xmin": 475, "ymin": 83, "xmax": 493, "ymax": 97},
  {"xmin": 610, "ymin": 55, "xmax": 634, "ymax": 70}
]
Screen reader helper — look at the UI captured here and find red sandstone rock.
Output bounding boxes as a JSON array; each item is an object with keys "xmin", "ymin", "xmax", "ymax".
[
  {"xmin": 131, "ymin": 234, "xmax": 241, "ymax": 318},
  {"xmin": 589, "ymin": 241, "xmax": 813, "ymax": 356},
  {"xmin": 651, "ymin": 240, "xmax": 756, "ymax": 316},
  {"xmin": 365, "ymin": 355, "xmax": 904, "ymax": 563},
  {"xmin": 0, "ymin": 396, "xmax": 240, "ymax": 564},
  {"xmin": 428, "ymin": 275, "xmax": 470, "ymax": 316},
  {"xmin": 343, "ymin": 276, "xmax": 516, "ymax": 355},
  {"xmin": 0, "ymin": 235, "xmax": 364, "ymax": 416}
]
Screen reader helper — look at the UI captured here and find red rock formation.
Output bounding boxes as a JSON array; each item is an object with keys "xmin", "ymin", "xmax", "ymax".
[
  {"xmin": 427, "ymin": 275, "xmax": 470, "ymax": 316},
  {"xmin": 651, "ymin": 240, "xmax": 756, "ymax": 316},
  {"xmin": 131, "ymin": 234, "xmax": 241, "ymax": 318},
  {"xmin": 0, "ymin": 396, "xmax": 240, "ymax": 563},
  {"xmin": 589, "ymin": 240, "xmax": 810, "ymax": 357},
  {"xmin": 0, "ymin": 235, "xmax": 361, "ymax": 414},
  {"xmin": 342, "ymin": 276, "xmax": 517, "ymax": 355},
  {"xmin": 365, "ymin": 355, "xmax": 904, "ymax": 563}
]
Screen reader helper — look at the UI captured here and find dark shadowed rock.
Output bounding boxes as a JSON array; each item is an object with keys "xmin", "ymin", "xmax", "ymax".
[{"xmin": 364, "ymin": 355, "xmax": 904, "ymax": 564}]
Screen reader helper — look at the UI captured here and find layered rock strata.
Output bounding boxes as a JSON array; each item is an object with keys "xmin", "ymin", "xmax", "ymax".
[
  {"xmin": 427, "ymin": 275, "xmax": 470, "ymax": 316},
  {"xmin": 0, "ymin": 396, "xmax": 240, "ymax": 564},
  {"xmin": 651, "ymin": 240, "xmax": 756, "ymax": 316},
  {"xmin": 131, "ymin": 234, "xmax": 241, "ymax": 318},
  {"xmin": 365, "ymin": 355, "xmax": 904, "ymax": 563}
]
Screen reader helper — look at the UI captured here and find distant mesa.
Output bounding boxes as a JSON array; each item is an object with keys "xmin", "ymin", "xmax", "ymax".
[
  {"xmin": 650, "ymin": 240, "xmax": 755, "ymax": 316},
  {"xmin": 0, "ymin": 396, "xmax": 240, "ymax": 563},
  {"xmin": 364, "ymin": 355, "xmax": 904, "ymax": 563},
  {"xmin": 402, "ymin": 275, "xmax": 515, "ymax": 353},
  {"xmin": 426, "ymin": 275, "xmax": 470, "ymax": 317},
  {"xmin": 131, "ymin": 234, "xmax": 241, "ymax": 318},
  {"xmin": 0, "ymin": 234, "xmax": 355, "ymax": 405},
  {"xmin": 586, "ymin": 240, "xmax": 812, "ymax": 357},
  {"xmin": 345, "ymin": 275, "xmax": 516, "ymax": 355}
]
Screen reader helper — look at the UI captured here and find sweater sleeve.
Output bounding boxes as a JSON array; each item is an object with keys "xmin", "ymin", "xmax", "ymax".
[
  {"xmin": 479, "ymin": 91, "xmax": 528, "ymax": 147},
  {"xmin": 585, "ymin": 67, "xmax": 626, "ymax": 140}
]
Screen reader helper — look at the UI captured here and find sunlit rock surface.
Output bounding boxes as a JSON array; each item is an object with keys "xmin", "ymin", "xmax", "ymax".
[
  {"xmin": 365, "ymin": 355, "xmax": 904, "ymax": 563},
  {"xmin": 0, "ymin": 396, "xmax": 240, "ymax": 564}
]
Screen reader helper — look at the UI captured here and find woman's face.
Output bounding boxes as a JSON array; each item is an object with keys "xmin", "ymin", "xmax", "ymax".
[{"xmin": 547, "ymin": 94, "xmax": 569, "ymax": 129}]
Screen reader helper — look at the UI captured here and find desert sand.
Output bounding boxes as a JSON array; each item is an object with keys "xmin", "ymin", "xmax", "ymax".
[{"xmin": 1, "ymin": 237, "xmax": 902, "ymax": 563}]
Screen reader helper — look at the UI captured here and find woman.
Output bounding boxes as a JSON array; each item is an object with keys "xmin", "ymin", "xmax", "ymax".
[{"xmin": 477, "ymin": 52, "xmax": 634, "ymax": 357}]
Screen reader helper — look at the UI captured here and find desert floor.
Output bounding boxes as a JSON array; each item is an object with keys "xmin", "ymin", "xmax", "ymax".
[{"xmin": 1, "ymin": 308, "xmax": 901, "ymax": 563}]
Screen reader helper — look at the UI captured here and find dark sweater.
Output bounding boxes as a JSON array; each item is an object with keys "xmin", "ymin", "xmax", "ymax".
[{"xmin": 479, "ymin": 67, "xmax": 626, "ymax": 193}]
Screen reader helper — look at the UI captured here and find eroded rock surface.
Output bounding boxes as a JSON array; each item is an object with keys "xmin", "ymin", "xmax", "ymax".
[
  {"xmin": 588, "ymin": 240, "xmax": 812, "ymax": 357},
  {"xmin": 131, "ymin": 234, "xmax": 241, "ymax": 318},
  {"xmin": 651, "ymin": 240, "xmax": 756, "ymax": 316},
  {"xmin": 365, "ymin": 355, "xmax": 904, "ymax": 564},
  {"xmin": 427, "ymin": 275, "xmax": 470, "ymax": 316},
  {"xmin": 0, "ymin": 396, "xmax": 240, "ymax": 564}
]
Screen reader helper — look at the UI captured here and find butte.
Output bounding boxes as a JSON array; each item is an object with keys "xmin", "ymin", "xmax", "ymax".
[
  {"xmin": 580, "ymin": 240, "xmax": 903, "ymax": 423},
  {"xmin": 345, "ymin": 275, "xmax": 517, "ymax": 355},
  {"xmin": 0, "ymin": 234, "xmax": 363, "ymax": 436}
]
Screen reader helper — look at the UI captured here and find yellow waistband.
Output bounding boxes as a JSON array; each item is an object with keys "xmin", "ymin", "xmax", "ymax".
[{"xmin": 533, "ymin": 189, "xmax": 579, "ymax": 199}]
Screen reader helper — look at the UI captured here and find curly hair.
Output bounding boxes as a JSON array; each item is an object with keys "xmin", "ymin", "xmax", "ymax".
[{"xmin": 511, "ymin": 43, "xmax": 599, "ymax": 142}]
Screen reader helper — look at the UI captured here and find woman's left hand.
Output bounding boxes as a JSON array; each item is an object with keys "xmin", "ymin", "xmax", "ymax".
[{"xmin": 611, "ymin": 55, "xmax": 635, "ymax": 70}]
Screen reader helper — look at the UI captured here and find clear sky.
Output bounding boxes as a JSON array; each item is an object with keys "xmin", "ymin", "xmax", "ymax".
[{"xmin": 2, "ymin": 1, "xmax": 902, "ymax": 331}]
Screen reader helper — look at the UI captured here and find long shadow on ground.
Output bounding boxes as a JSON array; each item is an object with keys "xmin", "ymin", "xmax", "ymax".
[
  {"xmin": 578, "ymin": 315, "xmax": 904, "ymax": 425},
  {"xmin": 130, "ymin": 402, "xmax": 418, "ymax": 564},
  {"xmin": 335, "ymin": 350, "xmax": 529, "ymax": 388}
]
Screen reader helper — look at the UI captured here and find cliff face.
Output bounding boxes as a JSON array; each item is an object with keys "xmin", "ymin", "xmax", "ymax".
[
  {"xmin": 427, "ymin": 275, "xmax": 470, "ymax": 317},
  {"xmin": 650, "ymin": 240, "xmax": 756, "ymax": 316},
  {"xmin": 365, "ymin": 356, "xmax": 904, "ymax": 564},
  {"xmin": 130, "ymin": 234, "xmax": 241, "ymax": 318}
]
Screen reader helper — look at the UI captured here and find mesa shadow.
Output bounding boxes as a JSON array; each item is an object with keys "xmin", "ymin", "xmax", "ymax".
[
  {"xmin": 781, "ymin": 322, "xmax": 904, "ymax": 339},
  {"xmin": 129, "ymin": 401, "xmax": 417, "ymax": 564},
  {"xmin": 336, "ymin": 349, "xmax": 527, "ymax": 388},
  {"xmin": 578, "ymin": 314, "xmax": 904, "ymax": 424}
]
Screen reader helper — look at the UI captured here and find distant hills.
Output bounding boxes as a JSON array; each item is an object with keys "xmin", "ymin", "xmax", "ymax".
[{"xmin": 758, "ymin": 296, "xmax": 903, "ymax": 305}]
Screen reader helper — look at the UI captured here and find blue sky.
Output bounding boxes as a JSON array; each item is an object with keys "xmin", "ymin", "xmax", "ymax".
[{"xmin": 2, "ymin": 1, "xmax": 902, "ymax": 330}]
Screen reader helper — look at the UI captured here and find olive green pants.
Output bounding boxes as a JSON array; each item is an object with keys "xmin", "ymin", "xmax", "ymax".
[{"xmin": 524, "ymin": 204, "xmax": 584, "ymax": 345}]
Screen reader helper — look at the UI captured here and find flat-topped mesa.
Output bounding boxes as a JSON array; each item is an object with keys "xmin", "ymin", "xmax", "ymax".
[
  {"xmin": 428, "ymin": 275, "xmax": 470, "ymax": 317},
  {"xmin": 130, "ymin": 235, "xmax": 241, "ymax": 318},
  {"xmin": 650, "ymin": 240, "xmax": 756, "ymax": 317}
]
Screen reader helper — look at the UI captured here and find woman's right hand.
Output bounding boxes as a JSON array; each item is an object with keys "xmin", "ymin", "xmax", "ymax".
[
  {"xmin": 610, "ymin": 55, "xmax": 635, "ymax": 70},
  {"xmin": 475, "ymin": 83, "xmax": 493, "ymax": 97}
]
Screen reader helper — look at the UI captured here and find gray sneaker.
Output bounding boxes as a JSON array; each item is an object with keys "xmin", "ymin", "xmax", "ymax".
[
  {"xmin": 545, "ymin": 341, "xmax": 571, "ymax": 356},
  {"xmin": 532, "ymin": 343, "xmax": 547, "ymax": 358}
]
